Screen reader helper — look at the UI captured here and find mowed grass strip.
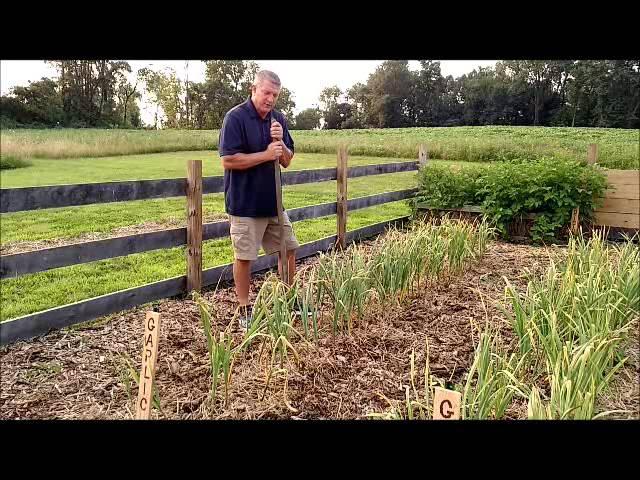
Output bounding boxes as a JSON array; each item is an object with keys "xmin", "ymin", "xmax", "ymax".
[
  {"xmin": 0, "ymin": 152, "xmax": 401, "ymax": 188},
  {"xmin": 0, "ymin": 201, "xmax": 409, "ymax": 321}
]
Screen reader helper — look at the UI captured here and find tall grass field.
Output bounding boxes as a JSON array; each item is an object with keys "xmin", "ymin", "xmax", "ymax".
[{"xmin": 1, "ymin": 126, "xmax": 638, "ymax": 169}]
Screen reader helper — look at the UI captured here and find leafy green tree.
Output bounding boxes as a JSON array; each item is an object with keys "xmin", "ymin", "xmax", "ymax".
[
  {"xmin": 346, "ymin": 82, "xmax": 372, "ymax": 128},
  {"xmin": 366, "ymin": 61, "xmax": 413, "ymax": 128},
  {"xmin": 6, "ymin": 77, "xmax": 64, "ymax": 126},
  {"xmin": 411, "ymin": 60, "xmax": 445, "ymax": 126},
  {"xmin": 294, "ymin": 107, "xmax": 322, "ymax": 130},
  {"xmin": 319, "ymin": 86, "xmax": 348, "ymax": 129},
  {"xmin": 276, "ymin": 87, "xmax": 296, "ymax": 124},
  {"xmin": 200, "ymin": 60, "xmax": 259, "ymax": 128},
  {"xmin": 48, "ymin": 60, "xmax": 132, "ymax": 127},
  {"xmin": 138, "ymin": 67, "xmax": 184, "ymax": 128},
  {"xmin": 115, "ymin": 73, "xmax": 141, "ymax": 127}
]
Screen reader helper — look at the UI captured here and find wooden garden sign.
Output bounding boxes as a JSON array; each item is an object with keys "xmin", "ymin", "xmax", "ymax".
[
  {"xmin": 135, "ymin": 311, "xmax": 161, "ymax": 420},
  {"xmin": 433, "ymin": 387, "xmax": 462, "ymax": 420}
]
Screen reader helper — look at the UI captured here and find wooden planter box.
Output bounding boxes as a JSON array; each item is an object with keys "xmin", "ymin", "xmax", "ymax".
[
  {"xmin": 415, "ymin": 203, "xmax": 539, "ymax": 241},
  {"xmin": 416, "ymin": 203, "xmax": 638, "ymax": 242}
]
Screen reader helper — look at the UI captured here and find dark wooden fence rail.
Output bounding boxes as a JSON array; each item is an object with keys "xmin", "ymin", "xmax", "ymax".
[
  {"xmin": 0, "ymin": 188, "xmax": 418, "ymax": 279},
  {"xmin": 1, "ymin": 161, "xmax": 418, "ymax": 213}
]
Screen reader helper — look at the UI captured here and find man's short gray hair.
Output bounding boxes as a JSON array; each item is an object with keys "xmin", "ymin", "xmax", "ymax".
[{"xmin": 253, "ymin": 70, "xmax": 281, "ymax": 88}]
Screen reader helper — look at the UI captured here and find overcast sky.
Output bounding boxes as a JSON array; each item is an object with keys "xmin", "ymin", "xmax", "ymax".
[{"xmin": 0, "ymin": 60, "xmax": 497, "ymax": 124}]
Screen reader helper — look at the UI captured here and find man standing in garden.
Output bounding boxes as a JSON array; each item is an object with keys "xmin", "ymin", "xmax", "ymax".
[{"xmin": 218, "ymin": 70, "xmax": 298, "ymax": 330}]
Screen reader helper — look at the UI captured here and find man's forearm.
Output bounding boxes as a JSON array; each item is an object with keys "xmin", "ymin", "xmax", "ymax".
[
  {"xmin": 222, "ymin": 151, "xmax": 270, "ymax": 170},
  {"xmin": 279, "ymin": 144, "xmax": 294, "ymax": 169}
]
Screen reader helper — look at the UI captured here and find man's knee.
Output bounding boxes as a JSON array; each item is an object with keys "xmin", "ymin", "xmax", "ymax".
[{"xmin": 235, "ymin": 258, "xmax": 252, "ymax": 269}]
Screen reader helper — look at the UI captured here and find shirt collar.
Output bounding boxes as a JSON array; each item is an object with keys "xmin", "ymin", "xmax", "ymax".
[{"xmin": 245, "ymin": 97, "xmax": 273, "ymax": 121}]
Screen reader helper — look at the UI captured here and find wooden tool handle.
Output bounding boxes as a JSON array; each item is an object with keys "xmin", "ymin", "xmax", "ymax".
[{"xmin": 271, "ymin": 117, "xmax": 289, "ymax": 284}]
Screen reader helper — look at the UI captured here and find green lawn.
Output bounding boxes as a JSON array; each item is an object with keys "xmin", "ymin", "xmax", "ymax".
[
  {"xmin": 1, "ymin": 170, "xmax": 420, "ymax": 245},
  {"xmin": 0, "ymin": 151, "xmax": 412, "ymax": 188}
]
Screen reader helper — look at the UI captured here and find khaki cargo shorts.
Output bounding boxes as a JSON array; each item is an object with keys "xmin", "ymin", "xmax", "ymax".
[{"xmin": 229, "ymin": 212, "xmax": 300, "ymax": 261}]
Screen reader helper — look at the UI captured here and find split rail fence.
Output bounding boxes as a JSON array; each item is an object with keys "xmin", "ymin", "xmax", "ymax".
[{"xmin": 0, "ymin": 147, "xmax": 423, "ymax": 345}]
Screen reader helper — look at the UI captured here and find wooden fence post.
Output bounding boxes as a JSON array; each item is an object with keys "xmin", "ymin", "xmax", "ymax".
[
  {"xmin": 587, "ymin": 144, "xmax": 599, "ymax": 165},
  {"xmin": 336, "ymin": 146, "xmax": 348, "ymax": 250},
  {"xmin": 186, "ymin": 160, "xmax": 202, "ymax": 293},
  {"xmin": 571, "ymin": 144, "xmax": 599, "ymax": 235},
  {"xmin": 419, "ymin": 144, "xmax": 429, "ymax": 167},
  {"xmin": 570, "ymin": 206, "xmax": 580, "ymax": 236}
]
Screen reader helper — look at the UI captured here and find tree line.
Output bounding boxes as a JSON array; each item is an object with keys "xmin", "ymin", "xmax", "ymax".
[
  {"xmin": 1, "ymin": 61, "xmax": 143, "ymax": 128},
  {"xmin": 0, "ymin": 60, "xmax": 295, "ymax": 130},
  {"xmin": 302, "ymin": 60, "xmax": 639, "ymax": 130},
  {"xmin": 1, "ymin": 60, "xmax": 637, "ymax": 130}
]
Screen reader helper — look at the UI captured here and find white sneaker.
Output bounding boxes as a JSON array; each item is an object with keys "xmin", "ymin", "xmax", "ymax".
[{"xmin": 237, "ymin": 305, "xmax": 253, "ymax": 331}]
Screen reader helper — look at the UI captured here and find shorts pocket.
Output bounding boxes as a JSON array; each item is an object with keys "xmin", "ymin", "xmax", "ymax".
[
  {"xmin": 230, "ymin": 222, "xmax": 254, "ymax": 259},
  {"xmin": 230, "ymin": 222, "xmax": 249, "ymax": 236}
]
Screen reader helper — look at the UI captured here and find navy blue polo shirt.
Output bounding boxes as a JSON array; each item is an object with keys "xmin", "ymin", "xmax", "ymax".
[{"xmin": 218, "ymin": 98, "xmax": 295, "ymax": 217}]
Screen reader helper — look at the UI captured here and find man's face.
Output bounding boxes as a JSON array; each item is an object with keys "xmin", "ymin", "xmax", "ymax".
[{"xmin": 251, "ymin": 79, "xmax": 281, "ymax": 118}]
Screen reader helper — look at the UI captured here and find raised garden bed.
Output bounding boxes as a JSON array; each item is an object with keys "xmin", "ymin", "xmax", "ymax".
[
  {"xmin": 415, "ymin": 203, "xmax": 538, "ymax": 241},
  {"xmin": 415, "ymin": 203, "xmax": 638, "ymax": 243}
]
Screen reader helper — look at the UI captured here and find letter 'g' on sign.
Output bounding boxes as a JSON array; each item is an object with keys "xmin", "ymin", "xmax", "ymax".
[{"xmin": 433, "ymin": 387, "xmax": 461, "ymax": 420}]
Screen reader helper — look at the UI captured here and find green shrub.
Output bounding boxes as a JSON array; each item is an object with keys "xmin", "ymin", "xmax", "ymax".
[
  {"xmin": 412, "ymin": 164, "xmax": 487, "ymax": 209},
  {"xmin": 0, "ymin": 154, "xmax": 32, "ymax": 170},
  {"xmin": 479, "ymin": 158, "xmax": 608, "ymax": 242},
  {"xmin": 413, "ymin": 158, "xmax": 608, "ymax": 242}
]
